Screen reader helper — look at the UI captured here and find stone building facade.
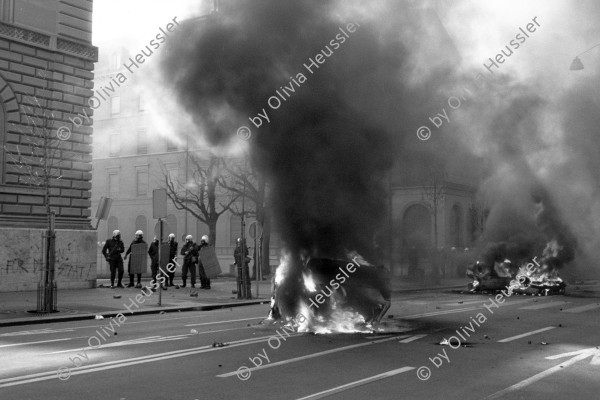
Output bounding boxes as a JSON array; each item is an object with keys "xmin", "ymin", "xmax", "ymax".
[{"xmin": 0, "ymin": 0, "xmax": 97, "ymax": 291}]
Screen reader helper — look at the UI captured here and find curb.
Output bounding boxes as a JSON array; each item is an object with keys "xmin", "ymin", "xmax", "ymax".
[
  {"xmin": 0, "ymin": 299, "xmax": 271, "ymax": 328},
  {"xmin": 392, "ymin": 285, "xmax": 466, "ymax": 294}
]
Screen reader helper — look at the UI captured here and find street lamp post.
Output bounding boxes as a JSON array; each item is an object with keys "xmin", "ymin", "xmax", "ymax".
[{"xmin": 569, "ymin": 42, "xmax": 600, "ymax": 70}]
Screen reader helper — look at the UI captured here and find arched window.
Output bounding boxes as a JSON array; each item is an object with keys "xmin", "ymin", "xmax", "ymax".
[
  {"xmin": 230, "ymin": 214, "xmax": 242, "ymax": 245},
  {"xmin": 0, "ymin": 102, "xmax": 5, "ymax": 184},
  {"xmin": 135, "ymin": 215, "xmax": 147, "ymax": 236},
  {"xmin": 107, "ymin": 216, "xmax": 118, "ymax": 238},
  {"xmin": 196, "ymin": 219, "xmax": 209, "ymax": 244},
  {"xmin": 402, "ymin": 204, "xmax": 431, "ymax": 250},
  {"xmin": 449, "ymin": 204, "xmax": 463, "ymax": 247},
  {"xmin": 155, "ymin": 214, "xmax": 178, "ymax": 242}
]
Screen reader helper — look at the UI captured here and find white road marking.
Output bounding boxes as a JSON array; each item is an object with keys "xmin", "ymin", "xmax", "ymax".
[
  {"xmin": 0, "ymin": 333, "xmax": 302, "ymax": 388},
  {"xmin": 562, "ymin": 303, "xmax": 600, "ymax": 313},
  {"xmin": 294, "ymin": 367, "xmax": 415, "ymax": 400},
  {"xmin": 398, "ymin": 334, "xmax": 427, "ymax": 343},
  {"xmin": 44, "ymin": 327, "xmax": 253, "ymax": 355},
  {"xmin": 185, "ymin": 317, "xmax": 264, "ymax": 326},
  {"xmin": 0, "ymin": 328, "xmax": 76, "ymax": 337},
  {"xmin": 0, "ymin": 337, "xmax": 88, "ymax": 349},
  {"xmin": 497, "ymin": 327, "xmax": 556, "ymax": 343},
  {"xmin": 217, "ymin": 335, "xmax": 412, "ymax": 378},
  {"xmin": 485, "ymin": 347, "xmax": 600, "ymax": 399},
  {"xmin": 403, "ymin": 298, "xmax": 534, "ymax": 320},
  {"xmin": 519, "ymin": 301, "xmax": 571, "ymax": 310},
  {"xmin": 404, "ymin": 307, "xmax": 480, "ymax": 319}
]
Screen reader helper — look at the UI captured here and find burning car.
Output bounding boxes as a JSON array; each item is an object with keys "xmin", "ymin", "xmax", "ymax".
[
  {"xmin": 269, "ymin": 255, "xmax": 391, "ymax": 333},
  {"xmin": 467, "ymin": 256, "xmax": 566, "ymax": 295}
]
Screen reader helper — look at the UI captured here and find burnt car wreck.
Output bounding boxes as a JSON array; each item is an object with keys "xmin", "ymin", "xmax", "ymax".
[{"xmin": 269, "ymin": 256, "xmax": 391, "ymax": 333}]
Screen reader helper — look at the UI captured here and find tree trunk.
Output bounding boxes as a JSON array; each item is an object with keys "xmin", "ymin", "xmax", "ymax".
[
  {"xmin": 261, "ymin": 211, "xmax": 271, "ymax": 277},
  {"xmin": 208, "ymin": 219, "xmax": 217, "ymax": 248}
]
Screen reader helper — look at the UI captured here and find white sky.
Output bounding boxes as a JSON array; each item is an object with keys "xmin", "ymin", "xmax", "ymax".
[{"xmin": 92, "ymin": 0, "xmax": 210, "ymax": 44}]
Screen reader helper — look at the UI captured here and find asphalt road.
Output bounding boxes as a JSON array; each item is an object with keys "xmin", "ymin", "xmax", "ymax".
[{"xmin": 0, "ymin": 290, "xmax": 598, "ymax": 400}]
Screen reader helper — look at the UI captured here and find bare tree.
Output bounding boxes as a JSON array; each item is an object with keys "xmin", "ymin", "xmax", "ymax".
[
  {"xmin": 163, "ymin": 153, "xmax": 239, "ymax": 245},
  {"xmin": 421, "ymin": 165, "xmax": 446, "ymax": 251},
  {"xmin": 219, "ymin": 158, "xmax": 272, "ymax": 277},
  {"xmin": 4, "ymin": 68, "xmax": 83, "ymax": 312}
]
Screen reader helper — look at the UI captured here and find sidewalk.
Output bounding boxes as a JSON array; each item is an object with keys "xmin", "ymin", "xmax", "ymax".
[
  {"xmin": 1, "ymin": 277, "xmax": 597, "ymax": 328},
  {"xmin": 0, "ymin": 277, "xmax": 273, "ymax": 327}
]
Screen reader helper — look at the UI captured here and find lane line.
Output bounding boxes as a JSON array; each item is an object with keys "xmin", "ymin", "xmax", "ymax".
[
  {"xmin": 398, "ymin": 334, "xmax": 427, "ymax": 343},
  {"xmin": 562, "ymin": 303, "xmax": 600, "ymax": 313},
  {"xmin": 185, "ymin": 317, "xmax": 264, "ymax": 327},
  {"xmin": 485, "ymin": 352, "xmax": 593, "ymax": 399},
  {"xmin": 0, "ymin": 334, "xmax": 302, "ymax": 388},
  {"xmin": 0, "ymin": 328, "xmax": 76, "ymax": 337},
  {"xmin": 404, "ymin": 307, "xmax": 480, "ymax": 319},
  {"xmin": 497, "ymin": 327, "xmax": 556, "ymax": 343},
  {"xmin": 217, "ymin": 335, "xmax": 412, "ymax": 378},
  {"xmin": 294, "ymin": 367, "xmax": 415, "ymax": 400},
  {"xmin": 520, "ymin": 301, "xmax": 570, "ymax": 310},
  {"xmin": 0, "ymin": 336, "xmax": 88, "ymax": 349}
]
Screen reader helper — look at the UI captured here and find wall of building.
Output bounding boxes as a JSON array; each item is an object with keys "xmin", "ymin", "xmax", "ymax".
[
  {"xmin": 0, "ymin": 0, "xmax": 98, "ymax": 292},
  {"xmin": 0, "ymin": 227, "xmax": 97, "ymax": 292}
]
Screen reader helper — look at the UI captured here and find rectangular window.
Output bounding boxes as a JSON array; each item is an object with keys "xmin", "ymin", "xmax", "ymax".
[
  {"xmin": 166, "ymin": 137, "xmax": 178, "ymax": 151},
  {"xmin": 111, "ymin": 96, "xmax": 121, "ymax": 115},
  {"xmin": 138, "ymin": 95, "xmax": 146, "ymax": 112},
  {"xmin": 109, "ymin": 133, "xmax": 120, "ymax": 157},
  {"xmin": 136, "ymin": 169, "xmax": 148, "ymax": 196},
  {"xmin": 137, "ymin": 129, "xmax": 147, "ymax": 154},
  {"xmin": 108, "ymin": 173, "xmax": 119, "ymax": 197},
  {"xmin": 111, "ymin": 53, "xmax": 121, "ymax": 70},
  {"xmin": 167, "ymin": 168, "xmax": 178, "ymax": 184}
]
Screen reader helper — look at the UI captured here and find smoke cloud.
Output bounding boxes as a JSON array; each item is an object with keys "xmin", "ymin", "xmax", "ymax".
[{"xmin": 159, "ymin": 0, "xmax": 600, "ymax": 306}]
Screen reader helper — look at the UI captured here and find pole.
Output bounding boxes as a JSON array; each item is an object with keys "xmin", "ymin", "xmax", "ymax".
[
  {"xmin": 158, "ymin": 218, "xmax": 163, "ymax": 306},
  {"xmin": 241, "ymin": 165, "xmax": 247, "ymax": 298},
  {"xmin": 255, "ymin": 233, "xmax": 258, "ymax": 297},
  {"xmin": 184, "ymin": 135, "xmax": 189, "ymax": 236}
]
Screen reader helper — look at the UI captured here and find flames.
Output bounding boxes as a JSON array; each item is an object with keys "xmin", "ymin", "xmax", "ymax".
[
  {"xmin": 269, "ymin": 252, "xmax": 381, "ymax": 334},
  {"xmin": 468, "ymin": 240, "xmax": 567, "ymax": 295}
]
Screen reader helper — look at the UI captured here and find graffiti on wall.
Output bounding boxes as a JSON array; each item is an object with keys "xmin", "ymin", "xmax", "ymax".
[{"xmin": 2, "ymin": 258, "xmax": 95, "ymax": 280}]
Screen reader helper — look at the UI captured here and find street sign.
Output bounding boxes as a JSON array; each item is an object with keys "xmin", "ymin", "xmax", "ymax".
[
  {"xmin": 248, "ymin": 221, "xmax": 262, "ymax": 240},
  {"xmin": 95, "ymin": 197, "xmax": 112, "ymax": 220},
  {"xmin": 153, "ymin": 189, "xmax": 167, "ymax": 219}
]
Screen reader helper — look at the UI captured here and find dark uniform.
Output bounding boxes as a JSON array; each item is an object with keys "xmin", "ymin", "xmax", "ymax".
[
  {"xmin": 125, "ymin": 237, "xmax": 146, "ymax": 288},
  {"xmin": 234, "ymin": 240, "xmax": 251, "ymax": 298},
  {"xmin": 181, "ymin": 240, "xmax": 197, "ymax": 288},
  {"xmin": 148, "ymin": 239, "xmax": 159, "ymax": 288},
  {"xmin": 168, "ymin": 238, "xmax": 178, "ymax": 286},
  {"xmin": 196, "ymin": 240, "xmax": 210, "ymax": 289},
  {"xmin": 102, "ymin": 234, "xmax": 124, "ymax": 288}
]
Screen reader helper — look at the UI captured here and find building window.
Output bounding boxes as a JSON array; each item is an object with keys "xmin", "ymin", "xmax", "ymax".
[
  {"xmin": 136, "ymin": 169, "xmax": 148, "ymax": 196},
  {"xmin": 0, "ymin": 103, "xmax": 5, "ymax": 184},
  {"xmin": 107, "ymin": 216, "xmax": 118, "ymax": 238},
  {"xmin": 111, "ymin": 53, "xmax": 121, "ymax": 70},
  {"xmin": 166, "ymin": 138, "xmax": 178, "ymax": 152},
  {"xmin": 137, "ymin": 129, "xmax": 147, "ymax": 154},
  {"xmin": 135, "ymin": 215, "xmax": 147, "ymax": 236},
  {"xmin": 167, "ymin": 167, "xmax": 178, "ymax": 184},
  {"xmin": 111, "ymin": 96, "xmax": 121, "ymax": 115},
  {"xmin": 230, "ymin": 214, "xmax": 242, "ymax": 245},
  {"xmin": 138, "ymin": 95, "xmax": 146, "ymax": 112},
  {"xmin": 109, "ymin": 133, "xmax": 120, "ymax": 157},
  {"xmin": 108, "ymin": 172, "xmax": 119, "ymax": 197},
  {"xmin": 196, "ymin": 219, "xmax": 209, "ymax": 243}
]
